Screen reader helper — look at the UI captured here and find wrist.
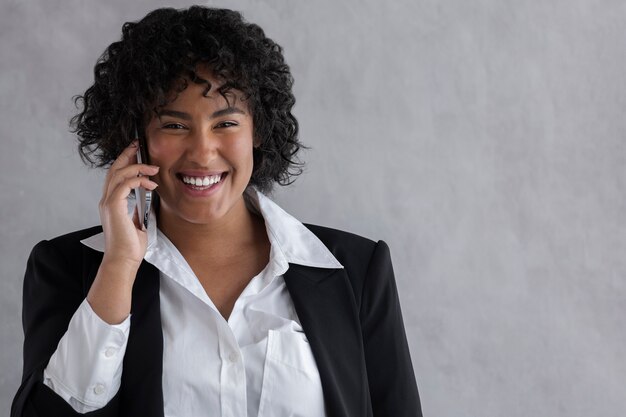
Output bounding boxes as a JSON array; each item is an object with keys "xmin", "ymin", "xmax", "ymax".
[
  {"xmin": 87, "ymin": 256, "xmax": 140, "ymax": 324},
  {"xmin": 100, "ymin": 254, "xmax": 143, "ymax": 276}
]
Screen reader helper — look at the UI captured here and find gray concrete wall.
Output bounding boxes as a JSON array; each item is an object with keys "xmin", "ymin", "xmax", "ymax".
[{"xmin": 2, "ymin": 0, "xmax": 625, "ymax": 415}]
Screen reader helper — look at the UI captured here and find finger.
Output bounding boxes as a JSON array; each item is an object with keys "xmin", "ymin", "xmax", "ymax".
[
  {"xmin": 107, "ymin": 162, "xmax": 159, "ymax": 187},
  {"xmin": 106, "ymin": 164, "xmax": 159, "ymax": 198},
  {"xmin": 111, "ymin": 141, "xmax": 140, "ymax": 170},
  {"xmin": 105, "ymin": 141, "xmax": 140, "ymax": 182},
  {"xmin": 103, "ymin": 142, "xmax": 139, "ymax": 194},
  {"xmin": 131, "ymin": 203, "xmax": 143, "ymax": 231},
  {"xmin": 103, "ymin": 177, "xmax": 159, "ymax": 208}
]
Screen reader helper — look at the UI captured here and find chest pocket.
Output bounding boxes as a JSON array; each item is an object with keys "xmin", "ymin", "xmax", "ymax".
[{"xmin": 257, "ymin": 330, "xmax": 327, "ymax": 417}]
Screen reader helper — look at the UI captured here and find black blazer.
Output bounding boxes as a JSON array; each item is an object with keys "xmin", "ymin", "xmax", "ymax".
[{"xmin": 12, "ymin": 224, "xmax": 422, "ymax": 417}]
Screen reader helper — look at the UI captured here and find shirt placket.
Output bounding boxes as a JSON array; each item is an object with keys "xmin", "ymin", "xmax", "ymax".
[{"xmin": 217, "ymin": 319, "xmax": 247, "ymax": 417}]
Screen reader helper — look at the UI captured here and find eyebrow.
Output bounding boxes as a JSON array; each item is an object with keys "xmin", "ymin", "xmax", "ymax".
[{"xmin": 157, "ymin": 107, "xmax": 246, "ymax": 120}]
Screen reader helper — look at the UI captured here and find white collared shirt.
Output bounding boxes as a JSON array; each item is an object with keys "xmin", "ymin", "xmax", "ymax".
[{"xmin": 43, "ymin": 188, "xmax": 342, "ymax": 416}]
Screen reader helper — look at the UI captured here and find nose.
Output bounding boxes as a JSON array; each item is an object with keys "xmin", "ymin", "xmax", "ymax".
[{"xmin": 186, "ymin": 125, "xmax": 219, "ymax": 164}]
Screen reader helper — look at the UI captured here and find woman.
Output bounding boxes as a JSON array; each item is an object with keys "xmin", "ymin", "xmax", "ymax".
[{"xmin": 12, "ymin": 6, "xmax": 421, "ymax": 417}]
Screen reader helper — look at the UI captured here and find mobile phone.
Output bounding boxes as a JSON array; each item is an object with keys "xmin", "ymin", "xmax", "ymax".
[{"xmin": 134, "ymin": 126, "xmax": 152, "ymax": 230}]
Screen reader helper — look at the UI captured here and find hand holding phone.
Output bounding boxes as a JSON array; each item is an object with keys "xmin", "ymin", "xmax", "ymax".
[{"xmin": 89, "ymin": 136, "xmax": 159, "ymax": 325}]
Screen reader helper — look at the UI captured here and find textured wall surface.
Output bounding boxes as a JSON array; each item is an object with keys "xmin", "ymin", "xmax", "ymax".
[{"xmin": 2, "ymin": 0, "xmax": 626, "ymax": 415}]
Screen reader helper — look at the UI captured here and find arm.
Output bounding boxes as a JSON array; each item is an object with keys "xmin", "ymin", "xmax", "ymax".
[
  {"xmin": 360, "ymin": 240, "xmax": 423, "ymax": 417},
  {"xmin": 43, "ymin": 299, "xmax": 130, "ymax": 413},
  {"xmin": 12, "ymin": 143, "xmax": 159, "ymax": 416},
  {"xmin": 11, "ymin": 239, "xmax": 124, "ymax": 416}
]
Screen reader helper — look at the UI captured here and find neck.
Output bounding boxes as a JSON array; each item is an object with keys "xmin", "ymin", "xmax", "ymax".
[{"xmin": 157, "ymin": 196, "xmax": 265, "ymax": 260}]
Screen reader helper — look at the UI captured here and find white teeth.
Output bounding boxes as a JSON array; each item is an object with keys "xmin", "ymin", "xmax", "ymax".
[{"xmin": 182, "ymin": 174, "xmax": 222, "ymax": 187}]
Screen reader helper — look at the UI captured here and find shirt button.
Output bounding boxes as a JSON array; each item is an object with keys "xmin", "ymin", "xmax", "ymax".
[
  {"xmin": 93, "ymin": 384, "xmax": 106, "ymax": 395},
  {"xmin": 104, "ymin": 347, "xmax": 116, "ymax": 358},
  {"xmin": 228, "ymin": 352, "xmax": 239, "ymax": 363}
]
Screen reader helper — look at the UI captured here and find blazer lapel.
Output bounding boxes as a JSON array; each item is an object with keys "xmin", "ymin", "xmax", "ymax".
[
  {"xmin": 119, "ymin": 261, "xmax": 164, "ymax": 417},
  {"xmin": 81, "ymin": 246, "xmax": 164, "ymax": 416},
  {"xmin": 284, "ymin": 264, "xmax": 372, "ymax": 417}
]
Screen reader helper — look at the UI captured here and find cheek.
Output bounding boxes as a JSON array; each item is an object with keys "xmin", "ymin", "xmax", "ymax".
[
  {"xmin": 146, "ymin": 137, "xmax": 179, "ymax": 187},
  {"xmin": 234, "ymin": 144, "xmax": 255, "ymax": 175},
  {"xmin": 234, "ymin": 140, "xmax": 254, "ymax": 158},
  {"xmin": 231, "ymin": 132, "xmax": 255, "ymax": 166},
  {"xmin": 147, "ymin": 136, "xmax": 171, "ymax": 161}
]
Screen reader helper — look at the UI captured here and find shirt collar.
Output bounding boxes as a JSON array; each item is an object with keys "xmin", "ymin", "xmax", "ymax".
[{"xmin": 80, "ymin": 187, "xmax": 343, "ymax": 270}]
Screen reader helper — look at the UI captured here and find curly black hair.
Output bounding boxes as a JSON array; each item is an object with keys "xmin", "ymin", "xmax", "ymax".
[{"xmin": 70, "ymin": 6, "xmax": 303, "ymax": 193}]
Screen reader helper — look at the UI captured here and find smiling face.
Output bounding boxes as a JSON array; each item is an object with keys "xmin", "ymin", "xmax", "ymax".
[{"xmin": 145, "ymin": 67, "xmax": 255, "ymax": 229}]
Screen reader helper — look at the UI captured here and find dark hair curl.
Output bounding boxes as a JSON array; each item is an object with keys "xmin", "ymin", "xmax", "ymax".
[{"xmin": 70, "ymin": 6, "xmax": 303, "ymax": 193}]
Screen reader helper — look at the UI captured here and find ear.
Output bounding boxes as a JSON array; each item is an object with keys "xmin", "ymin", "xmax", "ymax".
[{"xmin": 253, "ymin": 135, "xmax": 262, "ymax": 148}]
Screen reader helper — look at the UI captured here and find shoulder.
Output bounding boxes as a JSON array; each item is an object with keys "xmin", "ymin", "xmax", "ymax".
[
  {"xmin": 303, "ymin": 223, "xmax": 377, "ymax": 252},
  {"xmin": 29, "ymin": 225, "xmax": 103, "ymax": 264},
  {"xmin": 43, "ymin": 225, "xmax": 103, "ymax": 246},
  {"xmin": 302, "ymin": 223, "xmax": 390, "ymax": 275},
  {"xmin": 24, "ymin": 226, "xmax": 105, "ymax": 304}
]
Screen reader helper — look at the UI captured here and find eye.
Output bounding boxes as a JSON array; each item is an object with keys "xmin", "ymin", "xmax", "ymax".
[
  {"xmin": 162, "ymin": 123, "xmax": 186, "ymax": 130},
  {"xmin": 215, "ymin": 121, "xmax": 239, "ymax": 129}
]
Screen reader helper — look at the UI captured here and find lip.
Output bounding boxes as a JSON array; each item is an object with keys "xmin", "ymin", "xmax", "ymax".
[
  {"xmin": 177, "ymin": 171, "xmax": 227, "ymax": 198},
  {"xmin": 178, "ymin": 169, "xmax": 227, "ymax": 177}
]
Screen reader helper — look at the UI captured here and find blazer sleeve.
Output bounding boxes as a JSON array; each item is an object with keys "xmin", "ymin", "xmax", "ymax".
[
  {"xmin": 359, "ymin": 240, "xmax": 423, "ymax": 417},
  {"xmin": 11, "ymin": 239, "xmax": 119, "ymax": 417}
]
